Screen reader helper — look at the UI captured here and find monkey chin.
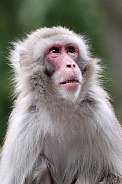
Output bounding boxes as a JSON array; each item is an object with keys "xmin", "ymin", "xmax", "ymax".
[{"xmin": 58, "ymin": 83, "xmax": 81, "ymax": 102}]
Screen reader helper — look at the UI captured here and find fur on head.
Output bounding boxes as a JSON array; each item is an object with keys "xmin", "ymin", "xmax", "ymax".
[{"xmin": 9, "ymin": 26, "xmax": 101, "ymax": 102}]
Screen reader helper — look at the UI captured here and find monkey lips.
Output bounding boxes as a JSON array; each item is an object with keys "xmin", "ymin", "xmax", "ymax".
[{"xmin": 59, "ymin": 78, "xmax": 80, "ymax": 91}]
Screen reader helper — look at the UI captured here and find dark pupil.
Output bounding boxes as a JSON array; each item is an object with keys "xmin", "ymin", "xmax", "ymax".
[
  {"xmin": 68, "ymin": 46, "xmax": 75, "ymax": 53},
  {"xmin": 50, "ymin": 47, "xmax": 59, "ymax": 53}
]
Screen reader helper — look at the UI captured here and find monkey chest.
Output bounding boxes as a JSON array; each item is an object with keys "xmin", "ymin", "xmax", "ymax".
[{"xmin": 42, "ymin": 130, "xmax": 90, "ymax": 183}]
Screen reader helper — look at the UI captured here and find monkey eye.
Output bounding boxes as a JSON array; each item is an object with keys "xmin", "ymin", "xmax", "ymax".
[
  {"xmin": 67, "ymin": 46, "xmax": 76, "ymax": 53},
  {"xmin": 49, "ymin": 47, "xmax": 60, "ymax": 54}
]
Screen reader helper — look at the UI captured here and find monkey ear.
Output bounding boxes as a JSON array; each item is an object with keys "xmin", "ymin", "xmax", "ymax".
[
  {"xmin": 10, "ymin": 41, "xmax": 29, "ymax": 73},
  {"xmin": 19, "ymin": 49, "xmax": 30, "ymax": 69},
  {"xmin": 82, "ymin": 58, "xmax": 101, "ymax": 80}
]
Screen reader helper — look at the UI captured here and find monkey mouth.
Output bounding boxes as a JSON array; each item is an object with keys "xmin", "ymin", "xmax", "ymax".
[
  {"xmin": 59, "ymin": 78, "xmax": 80, "ymax": 91},
  {"xmin": 60, "ymin": 79, "xmax": 79, "ymax": 84}
]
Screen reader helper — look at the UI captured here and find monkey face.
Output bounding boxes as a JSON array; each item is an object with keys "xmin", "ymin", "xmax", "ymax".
[{"xmin": 44, "ymin": 42, "xmax": 82, "ymax": 101}]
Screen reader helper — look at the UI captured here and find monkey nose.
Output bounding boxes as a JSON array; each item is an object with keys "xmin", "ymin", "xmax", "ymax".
[{"xmin": 66, "ymin": 63, "xmax": 76, "ymax": 68}]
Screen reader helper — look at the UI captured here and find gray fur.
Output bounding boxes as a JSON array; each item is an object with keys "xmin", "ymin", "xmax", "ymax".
[{"xmin": 0, "ymin": 26, "xmax": 122, "ymax": 184}]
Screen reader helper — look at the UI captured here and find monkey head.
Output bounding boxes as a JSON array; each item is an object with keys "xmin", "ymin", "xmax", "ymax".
[{"xmin": 10, "ymin": 27, "xmax": 97, "ymax": 102}]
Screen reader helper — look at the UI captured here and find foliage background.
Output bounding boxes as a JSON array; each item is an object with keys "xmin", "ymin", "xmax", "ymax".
[{"xmin": 0, "ymin": 0, "xmax": 122, "ymax": 144}]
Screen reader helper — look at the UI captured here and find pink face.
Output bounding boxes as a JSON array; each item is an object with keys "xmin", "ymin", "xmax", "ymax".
[{"xmin": 45, "ymin": 43, "xmax": 82, "ymax": 93}]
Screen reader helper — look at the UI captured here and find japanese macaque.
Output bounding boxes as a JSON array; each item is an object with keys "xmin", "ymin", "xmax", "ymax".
[{"xmin": 0, "ymin": 26, "xmax": 122, "ymax": 184}]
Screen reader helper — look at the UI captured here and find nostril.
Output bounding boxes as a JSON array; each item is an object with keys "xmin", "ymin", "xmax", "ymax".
[
  {"xmin": 67, "ymin": 64, "xmax": 72, "ymax": 68},
  {"xmin": 66, "ymin": 64, "xmax": 76, "ymax": 68}
]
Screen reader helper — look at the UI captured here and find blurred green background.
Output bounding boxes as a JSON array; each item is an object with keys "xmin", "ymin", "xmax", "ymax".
[{"xmin": 0, "ymin": 0, "xmax": 122, "ymax": 145}]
